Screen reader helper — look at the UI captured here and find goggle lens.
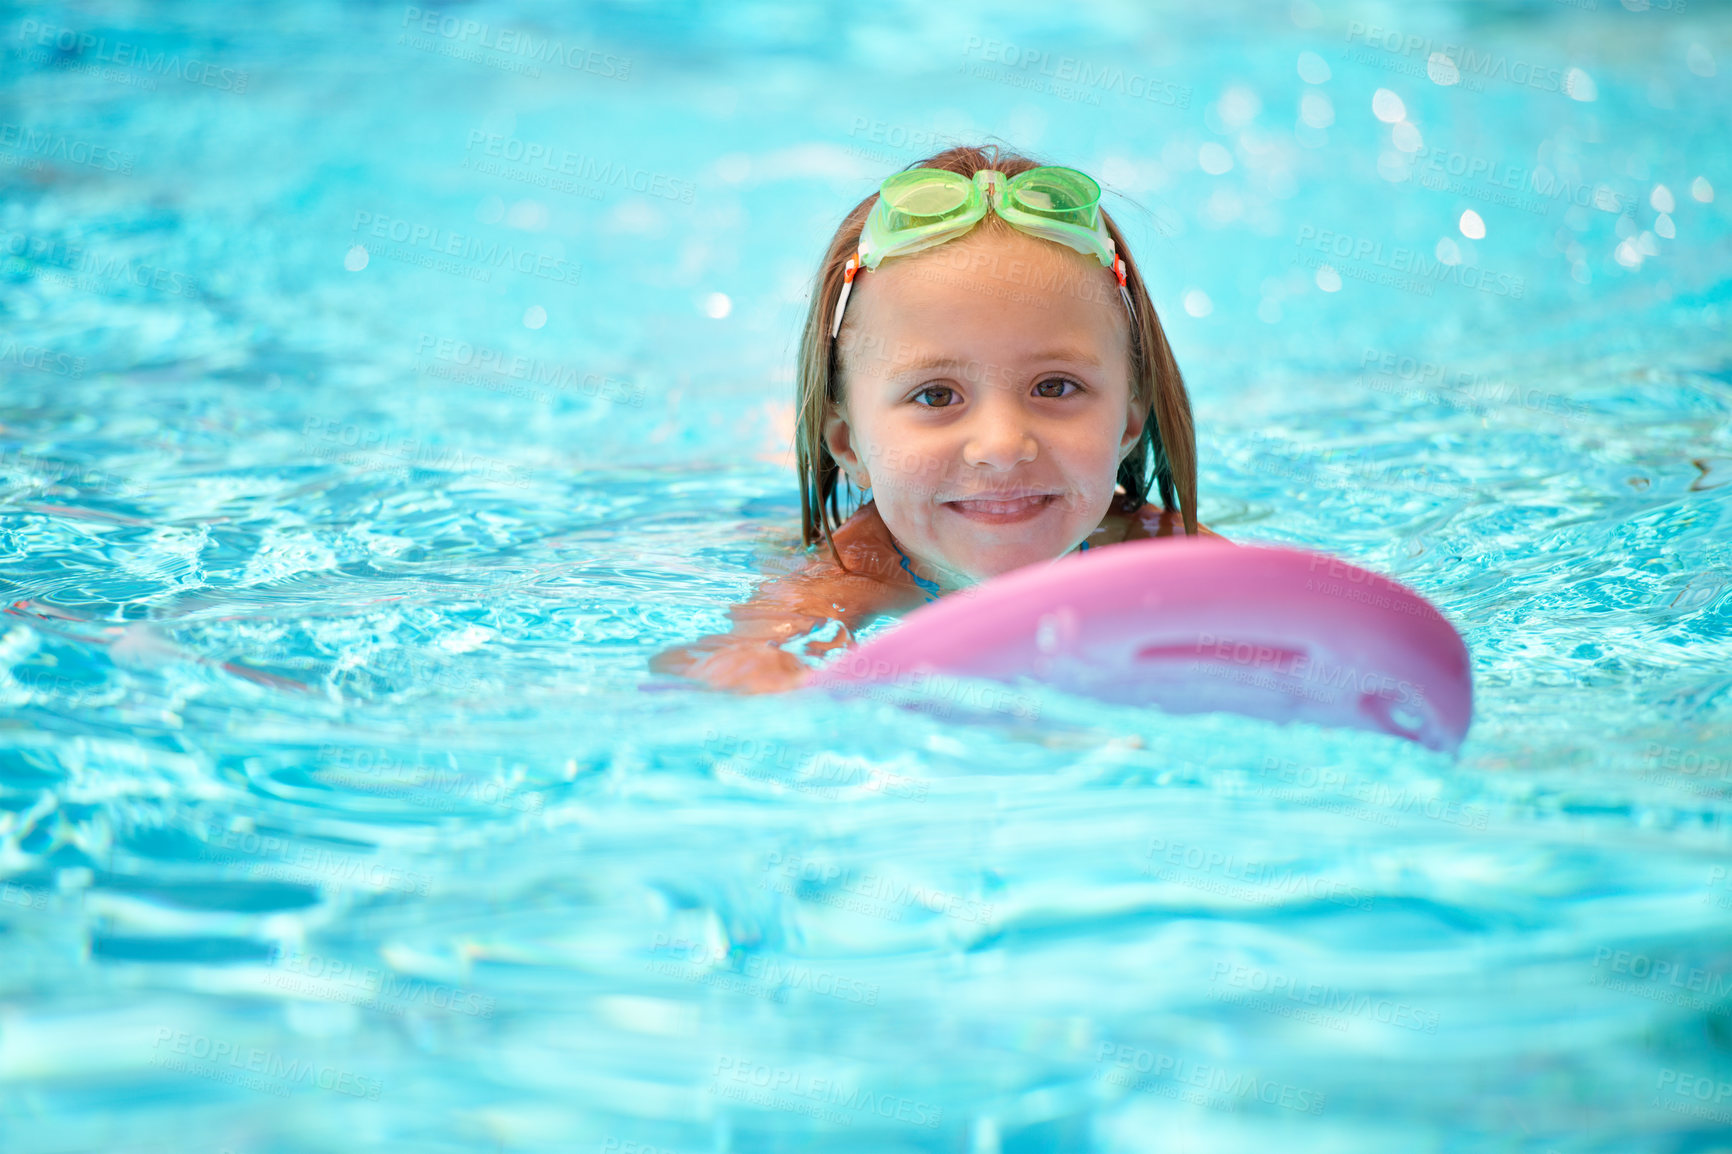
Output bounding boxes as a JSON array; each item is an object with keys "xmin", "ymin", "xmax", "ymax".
[
  {"xmin": 834, "ymin": 165, "xmax": 1128, "ymax": 341},
  {"xmin": 1006, "ymin": 167, "xmax": 1101, "ymax": 223},
  {"xmin": 879, "ymin": 171, "xmax": 973, "ymax": 227}
]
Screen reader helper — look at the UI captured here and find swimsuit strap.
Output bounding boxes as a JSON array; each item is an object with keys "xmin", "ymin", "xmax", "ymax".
[
  {"xmin": 888, "ymin": 536, "xmax": 942, "ymax": 603},
  {"xmin": 890, "ymin": 536, "xmax": 1092, "ymax": 605}
]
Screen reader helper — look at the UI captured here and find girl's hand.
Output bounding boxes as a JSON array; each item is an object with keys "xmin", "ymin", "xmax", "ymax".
[
  {"xmin": 648, "ymin": 640, "xmax": 813, "ymax": 695},
  {"xmin": 646, "ymin": 503, "xmax": 904, "ymax": 696}
]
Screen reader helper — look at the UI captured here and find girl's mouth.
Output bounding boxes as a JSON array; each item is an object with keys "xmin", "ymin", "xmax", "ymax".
[{"xmin": 943, "ymin": 494, "xmax": 1056, "ymax": 524}]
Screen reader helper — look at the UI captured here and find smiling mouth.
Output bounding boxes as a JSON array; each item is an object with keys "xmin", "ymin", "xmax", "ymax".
[{"xmin": 944, "ymin": 494, "xmax": 1057, "ymax": 521}]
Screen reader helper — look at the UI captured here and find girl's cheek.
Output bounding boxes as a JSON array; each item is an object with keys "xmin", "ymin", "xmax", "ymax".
[{"xmin": 872, "ymin": 442, "xmax": 945, "ymax": 493}]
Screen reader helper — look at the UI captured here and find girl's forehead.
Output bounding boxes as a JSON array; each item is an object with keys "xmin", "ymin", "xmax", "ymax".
[
  {"xmin": 860, "ymin": 229, "xmax": 1121, "ymax": 312},
  {"xmin": 843, "ymin": 231, "xmax": 1130, "ymax": 373},
  {"xmin": 890, "ymin": 224, "xmax": 1102, "ymax": 282}
]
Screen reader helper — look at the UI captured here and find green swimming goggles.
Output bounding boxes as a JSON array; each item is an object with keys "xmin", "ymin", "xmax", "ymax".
[{"xmin": 831, "ymin": 165, "xmax": 1132, "ymax": 339}]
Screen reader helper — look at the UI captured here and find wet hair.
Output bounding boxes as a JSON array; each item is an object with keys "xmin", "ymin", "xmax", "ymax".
[{"xmin": 793, "ymin": 141, "xmax": 1198, "ymax": 564}]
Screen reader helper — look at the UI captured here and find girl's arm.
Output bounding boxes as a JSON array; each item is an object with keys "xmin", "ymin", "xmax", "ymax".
[
  {"xmin": 651, "ymin": 500, "xmax": 1222, "ymax": 695},
  {"xmin": 648, "ymin": 505, "xmax": 920, "ymax": 694},
  {"xmin": 646, "ymin": 566, "xmax": 874, "ymax": 694}
]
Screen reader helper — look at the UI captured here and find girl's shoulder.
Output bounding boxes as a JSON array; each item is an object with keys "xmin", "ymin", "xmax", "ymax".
[
  {"xmin": 1121, "ymin": 503, "xmax": 1184, "ymax": 540},
  {"xmin": 788, "ymin": 500, "xmax": 931, "ymax": 610},
  {"xmin": 1114, "ymin": 496, "xmax": 1222, "ymax": 541},
  {"xmin": 826, "ymin": 500, "xmax": 932, "ymax": 588}
]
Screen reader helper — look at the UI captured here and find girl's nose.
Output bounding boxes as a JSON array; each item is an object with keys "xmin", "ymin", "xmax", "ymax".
[{"xmin": 961, "ymin": 402, "xmax": 1038, "ymax": 470}]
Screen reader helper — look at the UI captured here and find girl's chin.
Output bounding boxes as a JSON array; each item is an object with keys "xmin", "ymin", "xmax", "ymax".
[{"xmin": 952, "ymin": 545, "xmax": 1069, "ymax": 581}]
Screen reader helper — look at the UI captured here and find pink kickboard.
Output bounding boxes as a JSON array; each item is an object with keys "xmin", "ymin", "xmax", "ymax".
[{"xmin": 804, "ymin": 538, "xmax": 1473, "ymax": 752}]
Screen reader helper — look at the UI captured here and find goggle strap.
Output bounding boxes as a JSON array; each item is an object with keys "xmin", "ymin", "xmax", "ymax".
[
  {"xmin": 830, "ymin": 254, "xmax": 861, "ymax": 339},
  {"xmin": 830, "ymin": 245, "xmax": 1132, "ymax": 341}
]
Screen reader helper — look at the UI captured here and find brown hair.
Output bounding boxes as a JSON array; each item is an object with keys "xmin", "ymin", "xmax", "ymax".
[{"xmin": 793, "ymin": 142, "xmax": 1198, "ymax": 565}]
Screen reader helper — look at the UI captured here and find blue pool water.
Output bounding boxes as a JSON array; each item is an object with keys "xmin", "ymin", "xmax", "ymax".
[{"xmin": 3, "ymin": 1, "xmax": 1731, "ymax": 1150}]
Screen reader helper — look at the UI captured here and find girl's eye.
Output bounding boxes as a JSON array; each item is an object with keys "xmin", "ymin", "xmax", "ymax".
[
  {"xmin": 912, "ymin": 385, "xmax": 958, "ymax": 408},
  {"xmin": 1034, "ymin": 377, "xmax": 1082, "ymax": 399}
]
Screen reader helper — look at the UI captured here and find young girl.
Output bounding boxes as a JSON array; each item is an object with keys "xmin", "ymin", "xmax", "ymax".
[{"xmin": 650, "ymin": 143, "xmax": 1216, "ymax": 694}]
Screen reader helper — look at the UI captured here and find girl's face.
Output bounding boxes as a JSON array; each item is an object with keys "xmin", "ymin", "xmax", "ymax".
[{"xmin": 824, "ymin": 225, "xmax": 1145, "ymax": 590}]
